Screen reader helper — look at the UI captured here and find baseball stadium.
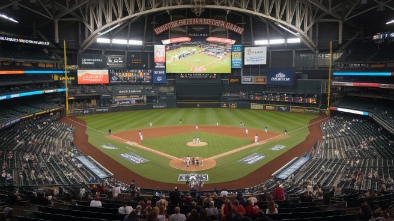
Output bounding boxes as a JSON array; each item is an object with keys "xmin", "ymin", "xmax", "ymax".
[{"xmin": 1, "ymin": 1, "xmax": 394, "ymax": 221}]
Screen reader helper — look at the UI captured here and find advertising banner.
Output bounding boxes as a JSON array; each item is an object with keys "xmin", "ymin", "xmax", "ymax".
[
  {"xmin": 106, "ymin": 55, "xmax": 125, "ymax": 68},
  {"xmin": 267, "ymin": 69, "xmax": 294, "ymax": 86},
  {"xmin": 241, "ymin": 76, "xmax": 254, "ymax": 84},
  {"xmin": 109, "ymin": 69, "xmax": 152, "ymax": 84},
  {"xmin": 154, "ymin": 45, "xmax": 166, "ymax": 69},
  {"xmin": 153, "ymin": 69, "xmax": 167, "ymax": 84},
  {"xmin": 78, "ymin": 54, "xmax": 107, "ymax": 69},
  {"xmin": 232, "ymin": 45, "xmax": 242, "ymax": 68},
  {"xmin": 77, "ymin": 70, "xmax": 109, "ymax": 84},
  {"xmin": 229, "ymin": 76, "xmax": 241, "ymax": 84},
  {"xmin": 277, "ymin": 106, "xmax": 290, "ymax": 112},
  {"xmin": 254, "ymin": 76, "xmax": 267, "ymax": 84},
  {"xmin": 251, "ymin": 103, "xmax": 264, "ymax": 110},
  {"xmin": 244, "ymin": 46, "xmax": 267, "ymax": 65}
]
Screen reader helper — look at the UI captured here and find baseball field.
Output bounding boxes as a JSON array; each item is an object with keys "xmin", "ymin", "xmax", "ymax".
[
  {"xmin": 64, "ymin": 108, "xmax": 326, "ymax": 190},
  {"xmin": 166, "ymin": 46, "xmax": 231, "ymax": 73}
]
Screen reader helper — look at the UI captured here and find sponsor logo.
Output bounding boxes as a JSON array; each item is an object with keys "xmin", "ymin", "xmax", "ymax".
[
  {"xmin": 100, "ymin": 144, "xmax": 118, "ymax": 149},
  {"xmin": 270, "ymin": 145, "xmax": 286, "ymax": 151},
  {"xmin": 119, "ymin": 153, "xmax": 149, "ymax": 164},
  {"xmin": 271, "ymin": 72, "xmax": 291, "ymax": 82},
  {"xmin": 178, "ymin": 174, "xmax": 209, "ymax": 182},
  {"xmin": 242, "ymin": 77, "xmax": 253, "ymax": 82},
  {"xmin": 246, "ymin": 57, "xmax": 264, "ymax": 63},
  {"xmin": 229, "ymin": 77, "xmax": 240, "ymax": 83},
  {"xmin": 278, "ymin": 106, "xmax": 289, "ymax": 111},
  {"xmin": 266, "ymin": 105, "xmax": 275, "ymax": 110},
  {"xmin": 156, "ymin": 76, "xmax": 162, "ymax": 81},
  {"xmin": 238, "ymin": 153, "xmax": 266, "ymax": 165},
  {"xmin": 96, "ymin": 108, "xmax": 109, "ymax": 112},
  {"xmin": 246, "ymin": 48, "xmax": 265, "ymax": 55}
]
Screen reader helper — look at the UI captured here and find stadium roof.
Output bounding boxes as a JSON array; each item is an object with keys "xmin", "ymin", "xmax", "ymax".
[{"xmin": 0, "ymin": 0, "xmax": 393, "ymax": 52}]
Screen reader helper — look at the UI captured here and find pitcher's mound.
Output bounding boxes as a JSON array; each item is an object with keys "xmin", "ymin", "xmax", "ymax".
[
  {"xmin": 170, "ymin": 157, "xmax": 216, "ymax": 171},
  {"xmin": 187, "ymin": 142, "xmax": 207, "ymax": 147}
]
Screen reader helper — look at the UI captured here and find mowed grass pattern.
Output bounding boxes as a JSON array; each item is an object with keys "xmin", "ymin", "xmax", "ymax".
[
  {"xmin": 141, "ymin": 132, "xmax": 251, "ymax": 158},
  {"xmin": 78, "ymin": 108, "xmax": 318, "ymax": 184}
]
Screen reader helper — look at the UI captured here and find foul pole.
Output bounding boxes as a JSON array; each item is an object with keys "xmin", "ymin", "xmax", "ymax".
[{"xmin": 63, "ymin": 40, "xmax": 69, "ymax": 117}]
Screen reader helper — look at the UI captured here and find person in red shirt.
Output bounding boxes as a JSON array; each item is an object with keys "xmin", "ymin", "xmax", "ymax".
[
  {"xmin": 234, "ymin": 199, "xmax": 246, "ymax": 215},
  {"xmin": 245, "ymin": 198, "xmax": 261, "ymax": 219},
  {"xmin": 272, "ymin": 183, "xmax": 285, "ymax": 201}
]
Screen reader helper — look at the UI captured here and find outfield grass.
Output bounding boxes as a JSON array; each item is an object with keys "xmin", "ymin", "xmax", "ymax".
[
  {"xmin": 141, "ymin": 132, "xmax": 251, "ymax": 158},
  {"xmin": 78, "ymin": 108, "xmax": 318, "ymax": 184}
]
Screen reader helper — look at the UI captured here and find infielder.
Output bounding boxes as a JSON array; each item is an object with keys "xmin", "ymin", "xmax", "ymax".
[
  {"xmin": 186, "ymin": 155, "xmax": 190, "ymax": 167},
  {"xmin": 254, "ymin": 134, "xmax": 258, "ymax": 143},
  {"xmin": 265, "ymin": 126, "xmax": 268, "ymax": 133},
  {"xmin": 246, "ymin": 128, "xmax": 248, "ymax": 135},
  {"xmin": 196, "ymin": 124, "xmax": 198, "ymax": 130},
  {"xmin": 149, "ymin": 122, "xmax": 152, "ymax": 127}
]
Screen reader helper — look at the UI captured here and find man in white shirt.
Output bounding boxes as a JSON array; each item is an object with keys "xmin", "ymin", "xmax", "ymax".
[
  {"xmin": 220, "ymin": 188, "xmax": 228, "ymax": 197},
  {"xmin": 118, "ymin": 202, "xmax": 133, "ymax": 214},
  {"xmin": 90, "ymin": 195, "xmax": 102, "ymax": 207},
  {"xmin": 112, "ymin": 184, "xmax": 121, "ymax": 199},
  {"xmin": 79, "ymin": 187, "xmax": 86, "ymax": 200},
  {"xmin": 170, "ymin": 206, "xmax": 186, "ymax": 221}
]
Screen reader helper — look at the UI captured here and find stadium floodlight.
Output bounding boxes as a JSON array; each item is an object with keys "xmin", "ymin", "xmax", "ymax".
[
  {"xmin": 277, "ymin": 23, "xmax": 300, "ymax": 36},
  {"xmin": 129, "ymin": 40, "xmax": 143, "ymax": 45},
  {"xmin": 97, "ymin": 23, "xmax": 121, "ymax": 36},
  {"xmin": 112, "ymin": 39, "xmax": 128, "ymax": 44},
  {"xmin": 269, "ymin": 39, "xmax": 285, "ymax": 44},
  {"xmin": 96, "ymin": 38, "xmax": 110, "ymax": 43},
  {"xmin": 386, "ymin": 19, "xmax": 394, "ymax": 24},
  {"xmin": 254, "ymin": 39, "xmax": 268, "ymax": 45},
  {"xmin": 0, "ymin": 13, "xmax": 18, "ymax": 23},
  {"xmin": 287, "ymin": 38, "xmax": 301, "ymax": 43}
]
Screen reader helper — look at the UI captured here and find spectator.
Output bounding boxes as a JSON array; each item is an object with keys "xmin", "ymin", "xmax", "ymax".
[
  {"xmin": 247, "ymin": 194, "xmax": 257, "ymax": 204},
  {"xmin": 235, "ymin": 211, "xmax": 253, "ymax": 221},
  {"xmin": 358, "ymin": 198, "xmax": 373, "ymax": 221},
  {"xmin": 272, "ymin": 183, "xmax": 285, "ymax": 201},
  {"xmin": 124, "ymin": 210, "xmax": 139, "ymax": 221},
  {"xmin": 205, "ymin": 201, "xmax": 219, "ymax": 220},
  {"xmin": 170, "ymin": 206, "xmax": 186, "ymax": 221},
  {"xmin": 233, "ymin": 199, "xmax": 246, "ymax": 215},
  {"xmin": 112, "ymin": 183, "xmax": 121, "ymax": 200},
  {"xmin": 169, "ymin": 187, "xmax": 181, "ymax": 206},
  {"xmin": 90, "ymin": 195, "xmax": 102, "ymax": 207},
  {"xmin": 245, "ymin": 198, "xmax": 261, "ymax": 219},
  {"xmin": 119, "ymin": 201, "xmax": 133, "ymax": 215},
  {"xmin": 220, "ymin": 188, "xmax": 229, "ymax": 197},
  {"xmin": 265, "ymin": 201, "xmax": 278, "ymax": 214},
  {"xmin": 220, "ymin": 199, "xmax": 233, "ymax": 220}
]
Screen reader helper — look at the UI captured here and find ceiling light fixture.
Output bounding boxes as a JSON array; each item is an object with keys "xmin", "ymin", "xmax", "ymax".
[
  {"xmin": 386, "ymin": 19, "xmax": 394, "ymax": 24},
  {"xmin": 0, "ymin": 13, "xmax": 18, "ymax": 23},
  {"xmin": 97, "ymin": 23, "xmax": 122, "ymax": 36},
  {"xmin": 277, "ymin": 23, "xmax": 300, "ymax": 36}
]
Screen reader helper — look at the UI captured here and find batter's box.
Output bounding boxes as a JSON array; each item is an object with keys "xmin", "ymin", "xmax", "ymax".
[
  {"xmin": 270, "ymin": 144, "xmax": 286, "ymax": 151},
  {"xmin": 119, "ymin": 153, "xmax": 149, "ymax": 164},
  {"xmin": 238, "ymin": 153, "xmax": 266, "ymax": 165},
  {"xmin": 178, "ymin": 174, "xmax": 209, "ymax": 182}
]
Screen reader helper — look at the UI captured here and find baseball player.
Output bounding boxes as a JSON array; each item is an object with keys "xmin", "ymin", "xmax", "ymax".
[
  {"xmin": 186, "ymin": 155, "xmax": 190, "ymax": 167},
  {"xmin": 245, "ymin": 128, "xmax": 249, "ymax": 135},
  {"xmin": 149, "ymin": 122, "xmax": 152, "ymax": 127},
  {"xmin": 254, "ymin": 134, "xmax": 258, "ymax": 143},
  {"xmin": 265, "ymin": 126, "xmax": 268, "ymax": 133}
]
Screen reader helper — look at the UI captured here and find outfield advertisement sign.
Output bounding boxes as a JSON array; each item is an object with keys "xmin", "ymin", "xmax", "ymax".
[
  {"xmin": 251, "ymin": 103, "xmax": 264, "ymax": 109},
  {"xmin": 77, "ymin": 70, "xmax": 109, "ymax": 84},
  {"xmin": 229, "ymin": 77, "xmax": 241, "ymax": 84},
  {"xmin": 119, "ymin": 153, "xmax": 149, "ymax": 164},
  {"xmin": 232, "ymin": 45, "xmax": 242, "ymax": 68},
  {"xmin": 154, "ymin": 45, "xmax": 166, "ymax": 69},
  {"xmin": 153, "ymin": 69, "xmax": 167, "ymax": 84},
  {"xmin": 277, "ymin": 106, "xmax": 290, "ymax": 112},
  {"xmin": 238, "ymin": 153, "xmax": 266, "ymax": 164},
  {"xmin": 267, "ymin": 69, "xmax": 294, "ymax": 85},
  {"xmin": 241, "ymin": 76, "xmax": 254, "ymax": 84},
  {"xmin": 109, "ymin": 69, "xmax": 152, "ymax": 84},
  {"xmin": 244, "ymin": 46, "xmax": 267, "ymax": 65}
]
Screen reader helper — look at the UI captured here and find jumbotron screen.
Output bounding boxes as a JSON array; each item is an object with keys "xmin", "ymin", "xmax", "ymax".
[{"xmin": 165, "ymin": 42, "xmax": 232, "ymax": 73}]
